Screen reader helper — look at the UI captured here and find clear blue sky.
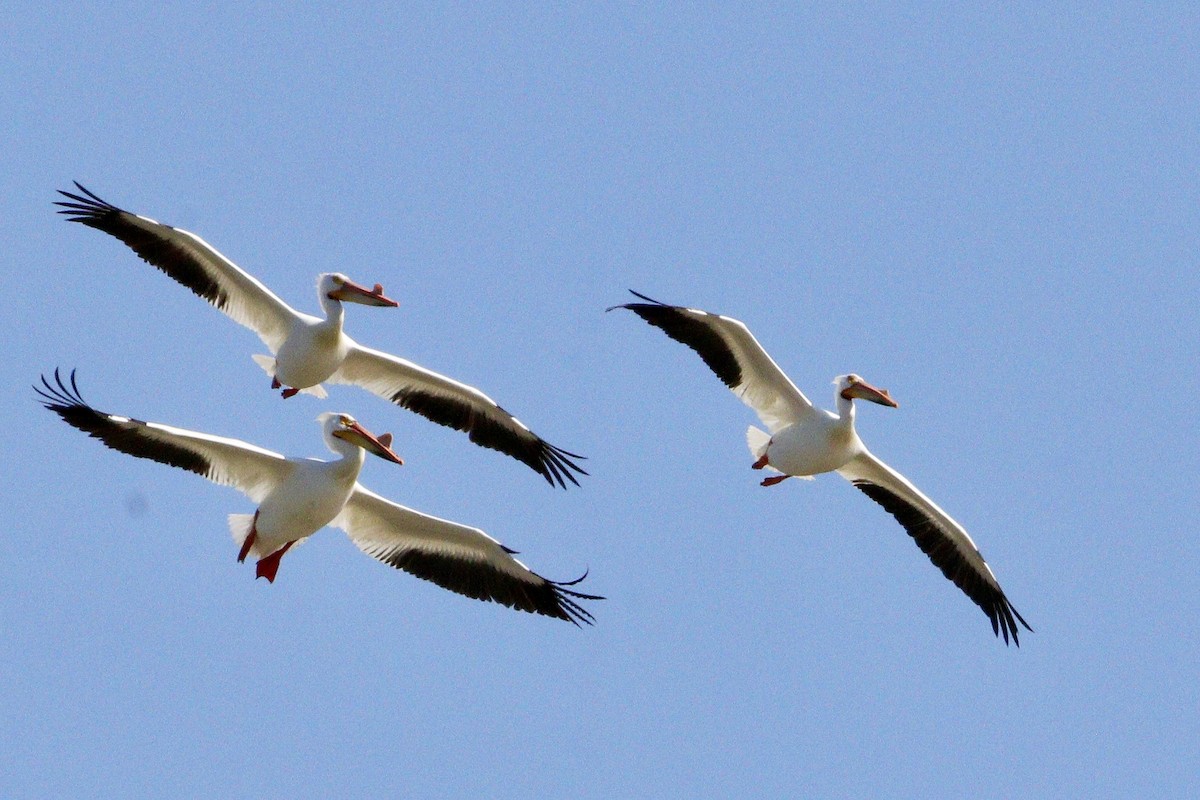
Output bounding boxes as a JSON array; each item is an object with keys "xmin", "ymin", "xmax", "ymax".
[{"xmin": 4, "ymin": 5, "xmax": 1198, "ymax": 798}]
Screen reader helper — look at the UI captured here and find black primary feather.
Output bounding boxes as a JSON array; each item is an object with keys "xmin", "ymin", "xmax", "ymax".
[
  {"xmin": 608, "ymin": 290, "xmax": 744, "ymax": 389},
  {"xmin": 36, "ymin": 368, "xmax": 214, "ymax": 479},
  {"xmin": 361, "ymin": 542, "xmax": 603, "ymax": 626},
  {"xmin": 56, "ymin": 182, "xmax": 230, "ymax": 311},
  {"xmin": 389, "ymin": 387, "xmax": 587, "ymax": 489},
  {"xmin": 851, "ymin": 479, "xmax": 1032, "ymax": 646}
]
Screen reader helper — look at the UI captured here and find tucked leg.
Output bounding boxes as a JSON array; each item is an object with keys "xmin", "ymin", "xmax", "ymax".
[
  {"xmin": 752, "ymin": 453, "xmax": 770, "ymax": 470},
  {"xmin": 237, "ymin": 510, "xmax": 259, "ymax": 563},
  {"xmin": 761, "ymin": 475, "xmax": 789, "ymax": 487},
  {"xmin": 280, "ymin": 387, "xmax": 300, "ymax": 399}
]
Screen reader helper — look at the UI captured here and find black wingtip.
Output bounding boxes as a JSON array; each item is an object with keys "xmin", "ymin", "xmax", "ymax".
[
  {"xmin": 72, "ymin": 181, "xmax": 105, "ymax": 202},
  {"xmin": 55, "ymin": 182, "xmax": 121, "ymax": 222},
  {"xmin": 612, "ymin": 291, "xmax": 745, "ymax": 390},
  {"xmin": 538, "ymin": 441, "xmax": 589, "ymax": 490},
  {"xmin": 605, "ymin": 289, "xmax": 668, "ymax": 313},
  {"xmin": 998, "ymin": 598, "xmax": 1034, "ymax": 647},
  {"xmin": 546, "ymin": 569, "xmax": 605, "ymax": 626},
  {"xmin": 850, "ymin": 478, "xmax": 1033, "ymax": 647},
  {"xmin": 34, "ymin": 367, "xmax": 86, "ymax": 410},
  {"xmin": 388, "ymin": 388, "xmax": 589, "ymax": 489},
  {"xmin": 986, "ymin": 594, "xmax": 1033, "ymax": 647},
  {"xmin": 626, "ymin": 289, "xmax": 666, "ymax": 305},
  {"xmin": 551, "ymin": 566, "xmax": 594, "ymax": 589},
  {"xmin": 1015, "ymin": 610, "xmax": 1033, "ymax": 633}
]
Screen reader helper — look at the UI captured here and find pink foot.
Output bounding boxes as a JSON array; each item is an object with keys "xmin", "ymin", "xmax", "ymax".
[
  {"xmin": 237, "ymin": 511, "xmax": 259, "ymax": 563},
  {"xmin": 752, "ymin": 453, "xmax": 770, "ymax": 470},
  {"xmin": 255, "ymin": 541, "xmax": 294, "ymax": 583},
  {"xmin": 271, "ymin": 377, "xmax": 282, "ymax": 390},
  {"xmin": 280, "ymin": 387, "xmax": 300, "ymax": 399},
  {"xmin": 761, "ymin": 475, "xmax": 789, "ymax": 487}
]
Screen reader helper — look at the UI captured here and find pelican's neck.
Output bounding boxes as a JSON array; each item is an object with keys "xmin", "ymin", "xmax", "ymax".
[
  {"xmin": 835, "ymin": 391, "xmax": 857, "ymax": 430},
  {"xmin": 327, "ymin": 436, "xmax": 367, "ymax": 478},
  {"xmin": 317, "ymin": 290, "xmax": 346, "ymax": 329}
]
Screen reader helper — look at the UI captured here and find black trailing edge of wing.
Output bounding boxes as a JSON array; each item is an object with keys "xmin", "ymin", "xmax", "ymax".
[
  {"xmin": 389, "ymin": 387, "xmax": 587, "ymax": 489},
  {"xmin": 35, "ymin": 368, "xmax": 213, "ymax": 480},
  {"xmin": 55, "ymin": 182, "xmax": 230, "ymax": 311},
  {"xmin": 608, "ymin": 290, "xmax": 743, "ymax": 389},
  {"xmin": 365, "ymin": 546, "xmax": 603, "ymax": 626},
  {"xmin": 851, "ymin": 479, "xmax": 1032, "ymax": 646}
]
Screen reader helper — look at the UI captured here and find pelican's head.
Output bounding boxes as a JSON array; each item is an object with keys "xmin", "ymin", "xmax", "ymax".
[
  {"xmin": 319, "ymin": 412, "xmax": 404, "ymax": 464},
  {"xmin": 320, "ymin": 273, "xmax": 399, "ymax": 307},
  {"xmin": 836, "ymin": 374, "xmax": 898, "ymax": 408}
]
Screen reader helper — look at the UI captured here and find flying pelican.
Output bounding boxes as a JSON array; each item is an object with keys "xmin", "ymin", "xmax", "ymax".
[
  {"xmin": 54, "ymin": 183, "xmax": 586, "ymax": 488},
  {"xmin": 36, "ymin": 369, "xmax": 599, "ymax": 624},
  {"xmin": 611, "ymin": 291, "xmax": 1031, "ymax": 645}
]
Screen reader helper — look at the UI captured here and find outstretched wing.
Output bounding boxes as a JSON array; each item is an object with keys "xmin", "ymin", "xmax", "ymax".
[
  {"xmin": 336, "ymin": 486, "xmax": 601, "ymax": 624},
  {"xmin": 331, "ymin": 344, "xmax": 586, "ymax": 488},
  {"xmin": 837, "ymin": 450, "xmax": 1032, "ymax": 645},
  {"xmin": 56, "ymin": 182, "xmax": 298, "ymax": 352},
  {"xmin": 37, "ymin": 369, "xmax": 293, "ymax": 503},
  {"xmin": 610, "ymin": 291, "xmax": 813, "ymax": 432}
]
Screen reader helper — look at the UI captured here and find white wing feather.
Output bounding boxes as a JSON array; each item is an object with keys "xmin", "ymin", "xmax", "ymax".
[{"xmin": 334, "ymin": 486, "xmax": 539, "ymax": 582}]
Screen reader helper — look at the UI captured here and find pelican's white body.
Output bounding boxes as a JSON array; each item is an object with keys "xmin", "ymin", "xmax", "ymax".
[
  {"xmin": 757, "ymin": 400, "xmax": 864, "ymax": 478},
  {"xmin": 53, "ymin": 183, "xmax": 586, "ymax": 487},
  {"xmin": 615, "ymin": 293, "xmax": 1030, "ymax": 643},
  {"xmin": 267, "ymin": 300, "xmax": 353, "ymax": 392},
  {"xmin": 235, "ymin": 446, "xmax": 364, "ymax": 560},
  {"xmin": 39, "ymin": 368, "xmax": 596, "ymax": 621}
]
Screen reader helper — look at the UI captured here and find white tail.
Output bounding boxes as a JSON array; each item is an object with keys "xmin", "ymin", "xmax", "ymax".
[
  {"xmin": 745, "ymin": 426, "xmax": 799, "ymax": 477},
  {"xmin": 746, "ymin": 425, "xmax": 771, "ymax": 461},
  {"xmin": 250, "ymin": 354, "xmax": 328, "ymax": 399},
  {"xmin": 228, "ymin": 513, "xmax": 259, "ymax": 559},
  {"xmin": 251, "ymin": 353, "xmax": 276, "ymax": 377}
]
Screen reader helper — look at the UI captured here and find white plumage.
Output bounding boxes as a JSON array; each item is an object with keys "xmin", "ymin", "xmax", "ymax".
[
  {"xmin": 37, "ymin": 370, "xmax": 599, "ymax": 624},
  {"xmin": 55, "ymin": 183, "xmax": 586, "ymax": 487},
  {"xmin": 613, "ymin": 291, "xmax": 1031, "ymax": 645}
]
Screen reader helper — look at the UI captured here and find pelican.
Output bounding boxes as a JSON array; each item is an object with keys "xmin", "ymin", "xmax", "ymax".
[
  {"xmin": 36, "ymin": 370, "xmax": 599, "ymax": 624},
  {"xmin": 54, "ymin": 183, "xmax": 586, "ymax": 488},
  {"xmin": 611, "ymin": 291, "xmax": 1031, "ymax": 645}
]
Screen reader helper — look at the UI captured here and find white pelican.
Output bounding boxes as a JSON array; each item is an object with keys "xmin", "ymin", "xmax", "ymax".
[
  {"xmin": 55, "ymin": 183, "xmax": 586, "ymax": 488},
  {"xmin": 36, "ymin": 369, "xmax": 599, "ymax": 624},
  {"xmin": 611, "ymin": 291, "xmax": 1031, "ymax": 645}
]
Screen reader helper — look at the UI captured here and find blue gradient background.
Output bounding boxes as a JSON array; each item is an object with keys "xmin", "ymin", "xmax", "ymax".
[{"xmin": 3, "ymin": 5, "xmax": 1197, "ymax": 798}]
